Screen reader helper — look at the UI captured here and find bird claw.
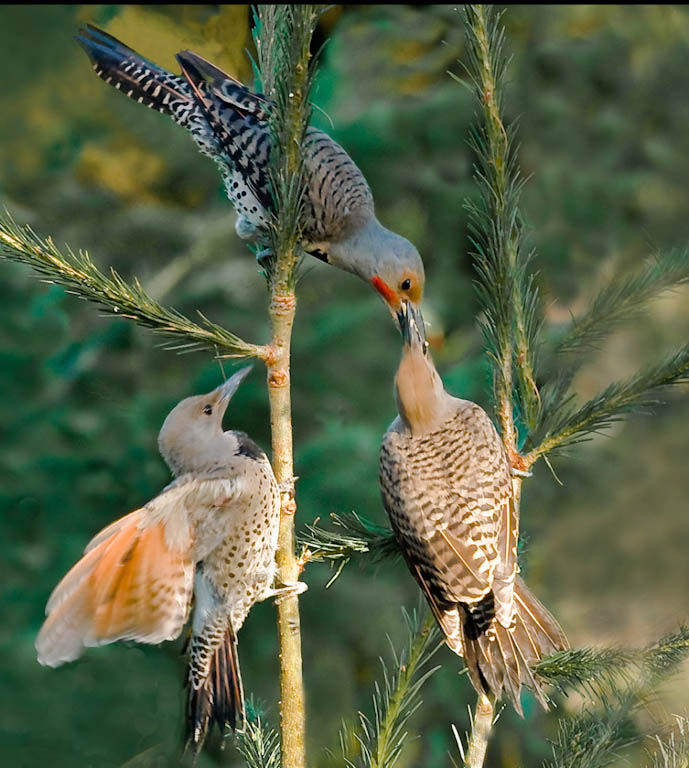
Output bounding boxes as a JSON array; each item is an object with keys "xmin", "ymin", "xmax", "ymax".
[
  {"xmin": 511, "ymin": 467, "xmax": 532, "ymax": 478},
  {"xmin": 256, "ymin": 247, "xmax": 274, "ymax": 271},
  {"xmin": 278, "ymin": 476, "xmax": 299, "ymax": 495},
  {"xmin": 270, "ymin": 580, "xmax": 308, "ymax": 605}
]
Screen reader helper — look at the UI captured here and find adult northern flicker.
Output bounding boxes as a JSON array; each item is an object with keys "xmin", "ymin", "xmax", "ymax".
[
  {"xmin": 36, "ymin": 367, "xmax": 303, "ymax": 748},
  {"xmin": 379, "ymin": 305, "xmax": 568, "ymax": 712},
  {"xmin": 75, "ymin": 25, "xmax": 425, "ymax": 321}
]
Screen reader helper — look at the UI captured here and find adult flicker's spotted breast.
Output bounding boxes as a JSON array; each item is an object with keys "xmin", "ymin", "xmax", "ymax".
[
  {"xmin": 35, "ymin": 367, "xmax": 304, "ymax": 749},
  {"xmin": 379, "ymin": 304, "xmax": 568, "ymax": 712},
  {"xmin": 75, "ymin": 25, "xmax": 425, "ymax": 321}
]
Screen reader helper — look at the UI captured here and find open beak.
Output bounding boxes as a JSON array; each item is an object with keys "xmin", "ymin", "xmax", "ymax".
[
  {"xmin": 370, "ymin": 276, "xmax": 426, "ymax": 347},
  {"xmin": 215, "ymin": 365, "xmax": 253, "ymax": 415},
  {"xmin": 398, "ymin": 301, "xmax": 426, "ymax": 349}
]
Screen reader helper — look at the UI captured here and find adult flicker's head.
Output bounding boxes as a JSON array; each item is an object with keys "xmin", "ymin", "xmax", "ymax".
[
  {"xmin": 325, "ymin": 215, "xmax": 425, "ymax": 327},
  {"xmin": 368, "ymin": 231, "xmax": 425, "ymax": 323},
  {"xmin": 158, "ymin": 366, "xmax": 252, "ymax": 476}
]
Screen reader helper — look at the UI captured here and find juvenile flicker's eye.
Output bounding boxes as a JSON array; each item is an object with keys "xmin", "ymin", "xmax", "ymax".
[
  {"xmin": 203, "ymin": 404, "xmax": 213, "ymax": 415},
  {"xmin": 401, "ymin": 278, "xmax": 412, "ymax": 291}
]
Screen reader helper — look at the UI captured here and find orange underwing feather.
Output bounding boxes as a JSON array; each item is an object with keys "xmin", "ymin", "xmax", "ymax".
[{"xmin": 36, "ymin": 509, "xmax": 194, "ymax": 667}]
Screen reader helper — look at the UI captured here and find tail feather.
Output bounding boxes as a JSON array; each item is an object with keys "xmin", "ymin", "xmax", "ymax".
[
  {"xmin": 461, "ymin": 577, "xmax": 568, "ymax": 714},
  {"xmin": 176, "ymin": 51, "xmax": 273, "ymax": 210},
  {"xmin": 176, "ymin": 50, "xmax": 271, "ymax": 120},
  {"xmin": 76, "ymin": 25, "xmax": 193, "ymax": 119},
  {"xmin": 186, "ymin": 624, "xmax": 244, "ymax": 751}
]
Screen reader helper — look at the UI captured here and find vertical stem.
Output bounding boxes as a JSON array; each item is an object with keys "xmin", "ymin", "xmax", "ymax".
[
  {"xmin": 370, "ymin": 614, "xmax": 437, "ymax": 768},
  {"xmin": 471, "ymin": 4, "xmax": 540, "ymax": 441},
  {"xmin": 465, "ymin": 693, "xmax": 495, "ymax": 768},
  {"xmin": 470, "ymin": 4, "xmax": 518, "ymax": 454},
  {"xmin": 256, "ymin": 8, "xmax": 319, "ymax": 767},
  {"xmin": 267, "ymin": 292, "xmax": 305, "ymax": 768}
]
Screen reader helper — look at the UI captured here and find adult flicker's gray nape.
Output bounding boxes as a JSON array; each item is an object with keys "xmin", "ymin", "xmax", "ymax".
[
  {"xmin": 379, "ymin": 305, "xmax": 568, "ymax": 713},
  {"xmin": 35, "ymin": 367, "xmax": 304, "ymax": 750},
  {"xmin": 75, "ymin": 25, "xmax": 425, "ymax": 321}
]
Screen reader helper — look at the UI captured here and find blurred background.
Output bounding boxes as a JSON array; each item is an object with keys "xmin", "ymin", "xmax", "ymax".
[{"xmin": 1, "ymin": 5, "xmax": 689, "ymax": 767}]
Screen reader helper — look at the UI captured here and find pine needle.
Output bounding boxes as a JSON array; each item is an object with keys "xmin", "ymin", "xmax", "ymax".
[
  {"xmin": 459, "ymin": 5, "xmax": 542, "ymax": 446},
  {"xmin": 527, "ymin": 342, "xmax": 689, "ymax": 458},
  {"xmin": 0, "ymin": 211, "xmax": 261, "ymax": 358},
  {"xmin": 234, "ymin": 703, "xmax": 281, "ymax": 768},
  {"xmin": 558, "ymin": 249, "xmax": 689, "ymax": 356},
  {"xmin": 254, "ymin": 6, "xmax": 321, "ymax": 289},
  {"xmin": 540, "ymin": 628, "xmax": 689, "ymax": 768},
  {"xmin": 340, "ymin": 610, "xmax": 441, "ymax": 768},
  {"xmin": 645, "ymin": 716, "xmax": 689, "ymax": 768},
  {"xmin": 298, "ymin": 512, "xmax": 401, "ymax": 585}
]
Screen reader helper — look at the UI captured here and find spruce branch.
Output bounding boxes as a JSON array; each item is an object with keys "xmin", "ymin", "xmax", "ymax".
[
  {"xmin": 541, "ymin": 628, "xmax": 689, "ymax": 768},
  {"xmin": 536, "ymin": 627, "xmax": 689, "ymax": 697},
  {"xmin": 544, "ymin": 696, "xmax": 637, "ymax": 768},
  {"xmin": 341, "ymin": 611, "xmax": 441, "ymax": 768},
  {"xmin": 557, "ymin": 249, "xmax": 689, "ymax": 357},
  {"xmin": 532, "ymin": 248, "xmax": 689, "ymax": 443},
  {"xmin": 459, "ymin": 4, "xmax": 542, "ymax": 449},
  {"xmin": 526, "ymin": 342, "xmax": 689, "ymax": 459},
  {"xmin": 641, "ymin": 625, "xmax": 689, "ymax": 681},
  {"xmin": 535, "ymin": 647, "xmax": 637, "ymax": 698},
  {"xmin": 298, "ymin": 512, "xmax": 401, "ymax": 585},
  {"xmin": 464, "ymin": 693, "xmax": 497, "ymax": 768},
  {"xmin": 254, "ymin": 5, "xmax": 320, "ymax": 289},
  {"xmin": 0, "ymin": 212, "xmax": 261, "ymax": 358},
  {"xmin": 235, "ymin": 706, "xmax": 282, "ymax": 768}
]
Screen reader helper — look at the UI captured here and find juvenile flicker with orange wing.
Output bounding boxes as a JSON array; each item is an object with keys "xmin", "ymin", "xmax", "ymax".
[
  {"xmin": 379, "ymin": 304, "xmax": 568, "ymax": 712},
  {"xmin": 36, "ymin": 367, "xmax": 304, "ymax": 749}
]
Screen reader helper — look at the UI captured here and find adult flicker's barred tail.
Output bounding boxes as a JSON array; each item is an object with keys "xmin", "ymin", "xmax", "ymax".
[
  {"xmin": 379, "ymin": 304, "xmax": 568, "ymax": 713},
  {"xmin": 35, "ymin": 367, "xmax": 305, "ymax": 750},
  {"xmin": 75, "ymin": 25, "xmax": 425, "ymax": 321}
]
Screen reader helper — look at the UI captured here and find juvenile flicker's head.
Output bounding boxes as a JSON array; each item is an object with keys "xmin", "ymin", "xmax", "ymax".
[
  {"xmin": 394, "ymin": 301, "xmax": 449, "ymax": 435},
  {"xmin": 158, "ymin": 366, "xmax": 252, "ymax": 476}
]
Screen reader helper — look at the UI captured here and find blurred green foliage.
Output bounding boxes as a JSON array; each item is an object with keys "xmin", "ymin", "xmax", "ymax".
[{"xmin": 1, "ymin": 5, "xmax": 689, "ymax": 767}]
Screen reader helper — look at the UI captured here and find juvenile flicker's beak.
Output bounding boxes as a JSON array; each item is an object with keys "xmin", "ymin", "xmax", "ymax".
[
  {"xmin": 398, "ymin": 302, "xmax": 426, "ymax": 350},
  {"xmin": 215, "ymin": 365, "xmax": 253, "ymax": 415}
]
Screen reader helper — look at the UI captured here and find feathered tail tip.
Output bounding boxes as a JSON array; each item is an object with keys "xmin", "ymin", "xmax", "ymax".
[
  {"xmin": 461, "ymin": 577, "xmax": 569, "ymax": 716},
  {"xmin": 75, "ymin": 24, "xmax": 191, "ymax": 117},
  {"xmin": 185, "ymin": 625, "xmax": 245, "ymax": 753}
]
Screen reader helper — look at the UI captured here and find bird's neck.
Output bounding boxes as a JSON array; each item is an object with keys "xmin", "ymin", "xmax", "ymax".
[
  {"xmin": 395, "ymin": 347, "xmax": 451, "ymax": 436},
  {"xmin": 327, "ymin": 212, "xmax": 386, "ymax": 279},
  {"xmin": 161, "ymin": 431, "xmax": 238, "ymax": 477}
]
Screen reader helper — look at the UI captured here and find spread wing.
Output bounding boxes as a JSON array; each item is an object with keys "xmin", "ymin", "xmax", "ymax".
[{"xmin": 35, "ymin": 474, "xmax": 245, "ymax": 667}]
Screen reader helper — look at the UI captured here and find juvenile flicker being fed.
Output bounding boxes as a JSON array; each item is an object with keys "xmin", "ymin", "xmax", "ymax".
[
  {"xmin": 379, "ymin": 304, "xmax": 568, "ymax": 712},
  {"xmin": 75, "ymin": 25, "xmax": 425, "ymax": 324},
  {"xmin": 36, "ymin": 367, "xmax": 304, "ymax": 749}
]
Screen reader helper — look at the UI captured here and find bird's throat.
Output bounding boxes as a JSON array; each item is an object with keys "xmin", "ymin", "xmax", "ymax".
[{"xmin": 395, "ymin": 349, "xmax": 445, "ymax": 435}]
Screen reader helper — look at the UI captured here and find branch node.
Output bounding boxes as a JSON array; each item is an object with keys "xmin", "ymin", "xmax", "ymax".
[{"xmin": 269, "ymin": 369, "xmax": 289, "ymax": 388}]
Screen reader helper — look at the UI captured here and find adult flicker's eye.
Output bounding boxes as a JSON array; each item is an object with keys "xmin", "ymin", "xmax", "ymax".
[
  {"xmin": 203, "ymin": 404, "xmax": 213, "ymax": 415},
  {"xmin": 401, "ymin": 278, "xmax": 412, "ymax": 291}
]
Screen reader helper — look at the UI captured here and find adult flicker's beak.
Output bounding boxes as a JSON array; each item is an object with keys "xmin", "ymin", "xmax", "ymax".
[
  {"xmin": 370, "ymin": 276, "xmax": 426, "ymax": 346},
  {"xmin": 398, "ymin": 301, "xmax": 426, "ymax": 350},
  {"xmin": 215, "ymin": 365, "xmax": 253, "ymax": 415}
]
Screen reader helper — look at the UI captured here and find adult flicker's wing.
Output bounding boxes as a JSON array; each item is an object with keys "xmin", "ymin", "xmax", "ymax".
[
  {"xmin": 379, "ymin": 403, "xmax": 512, "ymax": 616},
  {"xmin": 176, "ymin": 51, "xmax": 274, "ymax": 212},
  {"xmin": 301, "ymin": 129, "xmax": 375, "ymax": 242},
  {"xmin": 175, "ymin": 56, "xmax": 375, "ymax": 243},
  {"xmin": 35, "ymin": 473, "xmax": 246, "ymax": 668}
]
